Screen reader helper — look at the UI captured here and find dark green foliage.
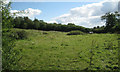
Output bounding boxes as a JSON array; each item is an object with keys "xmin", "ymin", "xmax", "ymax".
[
  {"xmin": 13, "ymin": 17, "xmax": 24, "ymax": 28},
  {"xmin": 2, "ymin": 31, "xmax": 20, "ymax": 70},
  {"xmin": 10, "ymin": 30, "xmax": 28, "ymax": 40},
  {"xmin": 101, "ymin": 12, "xmax": 116, "ymax": 30},
  {"xmin": 100, "ymin": 11, "xmax": 120, "ymax": 33},
  {"xmin": 92, "ymin": 11, "xmax": 120, "ymax": 33},
  {"xmin": 92, "ymin": 26, "xmax": 106, "ymax": 33},
  {"xmin": 33, "ymin": 18, "xmax": 40, "ymax": 29},
  {"xmin": 24, "ymin": 17, "xmax": 34, "ymax": 29},
  {"xmin": 67, "ymin": 30, "xmax": 85, "ymax": 35},
  {"xmin": 13, "ymin": 17, "xmax": 90, "ymax": 33},
  {"xmin": 13, "ymin": 11, "xmax": 120, "ymax": 34}
]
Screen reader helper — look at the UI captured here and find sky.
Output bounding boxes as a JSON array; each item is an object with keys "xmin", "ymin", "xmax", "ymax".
[
  {"xmin": 11, "ymin": 2, "xmax": 92, "ymax": 21},
  {"xmin": 10, "ymin": 0, "xmax": 119, "ymax": 28}
]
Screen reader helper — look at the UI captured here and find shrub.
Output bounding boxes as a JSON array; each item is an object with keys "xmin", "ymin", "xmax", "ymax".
[
  {"xmin": 2, "ymin": 31, "xmax": 20, "ymax": 70},
  {"xmin": 10, "ymin": 30, "xmax": 28, "ymax": 40},
  {"xmin": 2, "ymin": 1, "xmax": 22, "ymax": 70},
  {"xmin": 67, "ymin": 30, "xmax": 85, "ymax": 35},
  {"xmin": 43, "ymin": 32, "xmax": 48, "ymax": 34}
]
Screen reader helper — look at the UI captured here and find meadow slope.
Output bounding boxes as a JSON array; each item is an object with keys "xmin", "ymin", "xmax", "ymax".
[{"xmin": 14, "ymin": 29, "xmax": 119, "ymax": 70}]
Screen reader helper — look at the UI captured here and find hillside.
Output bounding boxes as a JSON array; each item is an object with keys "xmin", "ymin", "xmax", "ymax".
[{"xmin": 13, "ymin": 28, "xmax": 119, "ymax": 70}]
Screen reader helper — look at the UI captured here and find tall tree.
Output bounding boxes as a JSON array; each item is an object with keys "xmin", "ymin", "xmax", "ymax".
[
  {"xmin": 24, "ymin": 17, "xmax": 33, "ymax": 29},
  {"xmin": 33, "ymin": 18, "xmax": 40, "ymax": 30},
  {"xmin": 101, "ymin": 12, "xmax": 120, "ymax": 33}
]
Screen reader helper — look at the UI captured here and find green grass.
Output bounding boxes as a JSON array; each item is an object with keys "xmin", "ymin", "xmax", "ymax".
[{"xmin": 14, "ymin": 28, "xmax": 119, "ymax": 70}]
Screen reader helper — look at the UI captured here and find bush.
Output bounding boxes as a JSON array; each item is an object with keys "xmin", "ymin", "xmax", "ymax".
[
  {"xmin": 2, "ymin": 1, "xmax": 22, "ymax": 70},
  {"xmin": 67, "ymin": 30, "xmax": 85, "ymax": 35},
  {"xmin": 10, "ymin": 30, "xmax": 28, "ymax": 40},
  {"xmin": 43, "ymin": 32, "xmax": 48, "ymax": 34}
]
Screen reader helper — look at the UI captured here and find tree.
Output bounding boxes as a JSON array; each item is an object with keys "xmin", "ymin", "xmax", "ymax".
[
  {"xmin": 14, "ymin": 17, "xmax": 20, "ymax": 28},
  {"xmin": 14, "ymin": 17, "xmax": 24, "ymax": 28},
  {"xmin": 1, "ymin": 1, "xmax": 20, "ymax": 70},
  {"xmin": 97, "ymin": 26, "xmax": 100, "ymax": 28},
  {"xmin": 101, "ymin": 12, "xmax": 120, "ymax": 33},
  {"xmin": 33, "ymin": 18, "xmax": 40, "ymax": 30},
  {"xmin": 23, "ymin": 17, "xmax": 34, "ymax": 29},
  {"xmin": 22, "ymin": 23, "xmax": 28, "ymax": 29},
  {"xmin": 39, "ymin": 20, "xmax": 46, "ymax": 30},
  {"xmin": 67, "ymin": 23, "xmax": 75, "ymax": 26}
]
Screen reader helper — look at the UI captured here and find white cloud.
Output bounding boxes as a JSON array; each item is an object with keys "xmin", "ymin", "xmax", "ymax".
[
  {"xmin": 47, "ymin": 21, "xmax": 57, "ymax": 23},
  {"xmin": 10, "ymin": 8, "xmax": 42, "ymax": 19},
  {"xmin": 51, "ymin": 0, "xmax": 119, "ymax": 28},
  {"xmin": 1, "ymin": 0, "xmax": 11, "ymax": 4}
]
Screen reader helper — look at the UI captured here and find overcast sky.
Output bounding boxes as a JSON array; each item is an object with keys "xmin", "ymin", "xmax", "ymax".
[{"xmin": 10, "ymin": 0, "xmax": 119, "ymax": 28}]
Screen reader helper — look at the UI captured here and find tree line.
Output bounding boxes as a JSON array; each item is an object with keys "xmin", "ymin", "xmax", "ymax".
[
  {"xmin": 13, "ymin": 17, "xmax": 91, "ymax": 33},
  {"xmin": 12, "ymin": 11, "xmax": 120, "ymax": 34}
]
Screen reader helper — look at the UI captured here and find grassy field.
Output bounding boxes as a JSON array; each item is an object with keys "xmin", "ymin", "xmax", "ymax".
[{"xmin": 14, "ymin": 28, "xmax": 119, "ymax": 70}]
